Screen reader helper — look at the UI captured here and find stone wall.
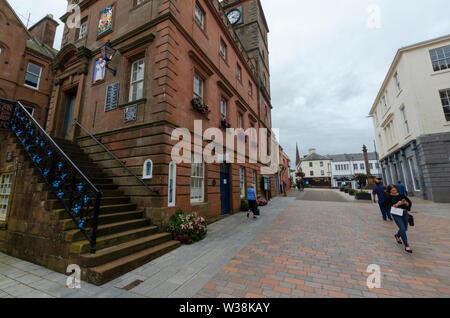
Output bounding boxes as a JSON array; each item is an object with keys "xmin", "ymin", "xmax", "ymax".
[
  {"xmin": 0, "ymin": 132, "xmax": 72, "ymax": 273},
  {"xmin": 417, "ymin": 132, "xmax": 450, "ymax": 203}
]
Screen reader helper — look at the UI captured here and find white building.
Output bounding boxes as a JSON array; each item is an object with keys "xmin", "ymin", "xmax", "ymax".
[
  {"xmin": 297, "ymin": 149, "xmax": 332, "ymax": 187},
  {"xmin": 369, "ymin": 34, "xmax": 450, "ymax": 202},
  {"xmin": 328, "ymin": 153, "xmax": 382, "ymax": 189}
]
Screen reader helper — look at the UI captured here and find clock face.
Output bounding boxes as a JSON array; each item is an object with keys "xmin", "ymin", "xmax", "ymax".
[{"xmin": 227, "ymin": 9, "xmax": 241, "ymax": 25}]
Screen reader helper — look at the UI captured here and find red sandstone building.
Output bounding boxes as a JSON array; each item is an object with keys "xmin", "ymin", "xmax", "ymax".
[
  {"xmin": 49, "ymin": 0, "xmax": 275, "ymax": 218},
  {"xmin": 0, "ymin": 0, "xmax": 278, "ymax": 284},
  {"xmin": 0, "ymin": 0, "xmax": 58, "ymax": 224},
  {"xmin": 0, "ymin": 0, "xmax": 58, "ymax": 126}
]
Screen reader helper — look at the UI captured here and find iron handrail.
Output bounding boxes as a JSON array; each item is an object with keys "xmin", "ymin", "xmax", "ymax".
[
  {"xmin": 73, "ymin": 118, "xmax": 157, "ymax": 194},
  {"xmin": 0, "ymin": 98, "xmax": 101, "ymax": 253}
]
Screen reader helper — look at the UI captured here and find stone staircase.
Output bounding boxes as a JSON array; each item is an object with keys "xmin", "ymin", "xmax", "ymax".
[{"xmin": 47, "ymin": 138, "xmax": 180, "ymax": 286}]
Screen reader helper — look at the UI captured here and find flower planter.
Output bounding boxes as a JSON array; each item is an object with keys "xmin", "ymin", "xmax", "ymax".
[
  {"xmin": 221, "ymin": 118, "xmax": 231, "ymax": 129},
  {"xmin": 165, "ymin": 210, "xmax": 208, "ymax": 244},
  {"xmin": 356, "ymin": 192, "xmax": 372, "ymax": 200},
  {"xmin": 191, "ymin": 98, "xmax": 211, "ymax": 119}
]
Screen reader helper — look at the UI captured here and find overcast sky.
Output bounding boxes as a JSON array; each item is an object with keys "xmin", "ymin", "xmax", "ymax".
[{"xmin": 10, "ymin": 0, "xmax": 450, "ymax": 166}]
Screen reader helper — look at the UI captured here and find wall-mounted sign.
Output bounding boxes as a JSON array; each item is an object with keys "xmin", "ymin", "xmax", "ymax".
[
  {"xmin": 93, "ymin": 58, "xmax": 106, "ymax": 84},
  {"xmin": 124, "ymin": 105, "xmax": 137, "ymax": 122},
  {"xmin": 98, "ymin": 6, "xmax": 113, "ymax": 37},
  {"xmin": 105, "ymin": 82, "xmax": 119, "ymax": 112}
]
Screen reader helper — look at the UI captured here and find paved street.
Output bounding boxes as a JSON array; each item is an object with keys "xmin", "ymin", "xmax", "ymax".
[
  {"xmin": 1, "ymin": 189, "xmax": 449, "ymax": 298},
  {"xmin": 195, "ymin": 189, "xmax": 450, "ymax": 298},
  {"xmin": 288, "ymin": 188, "xmax": 352, "ymax": 202}
]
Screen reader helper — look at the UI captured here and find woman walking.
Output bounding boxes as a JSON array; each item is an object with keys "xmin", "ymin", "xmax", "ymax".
[
  {"xmin": 385, "ymin": 184, "xmax": 413, "ymax": 253},
  {"xmin": 247, "ymin": 184, "xmax": 258, "ymax": 219}
]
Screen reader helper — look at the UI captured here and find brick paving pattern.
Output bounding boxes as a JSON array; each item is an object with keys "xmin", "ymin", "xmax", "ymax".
[
  {"xmin": 1, "ymin": 190, "xmax": 449, "ymax": 298},
  {"xmin": 195, "ymin": 194, "xmax": 450, "ymax": 298}
]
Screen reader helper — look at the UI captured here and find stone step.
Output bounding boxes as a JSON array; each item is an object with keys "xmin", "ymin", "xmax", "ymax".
[
  {"xmin": 59, "ymin": 210, "xmax": 145, "ymax": 231},
  {"xmin": 49, "ymin": 196, "xmax": 131, "ymax": 211},
  {"xmin": 53, "ymin": 203, "xmax": 138, "ymax": 220},
  {"xmin": 35, "ymin": 174, "xmax": 111, "ymax": 185},
  {"xmin": 65, "ymin": 218, "xmax": 151, "ymax": 242},
  {"xmin": 95, "ymin": 183, "xmax": 119, "ymax": 191},
  {"xmin": 84, "ymin": 240, "xmax": 181, "ymax": 286},
  {"xmin": 71, "ymin": 226, "xmax": 159, "ymax": 254},
  {"xmin": 48, "ymin": 189, "xmax": 124, "ymax": 200},
  {"xmin": 77, "ymin": 233, "xmax": 174, "ymax": 268}
]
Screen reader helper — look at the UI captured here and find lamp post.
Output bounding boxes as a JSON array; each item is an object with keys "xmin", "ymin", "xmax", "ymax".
[{"xmin": 99, "ymin": 40, "xmax": 117, "ymax": 76}]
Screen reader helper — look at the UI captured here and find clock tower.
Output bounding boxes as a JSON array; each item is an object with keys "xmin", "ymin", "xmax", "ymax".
[{"xmin": 221, "ymin": 0, "xmax": 272, "ymax": 127}]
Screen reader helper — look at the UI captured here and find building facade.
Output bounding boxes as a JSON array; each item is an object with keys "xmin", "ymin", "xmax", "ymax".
[
  {"xmin": 369, "ymin": 35, "xmax": 450, "ymax": 202},
  {"xmin": 0, "ymin": 0, "xmax": 58, "ymax": 126},
  {"xmin": 0, "ymin": 0, "xmax": 281, "ymax": 284},
  {"xmin": 297, "ymin": 149, "xmax": 332, "ymax": 187},
  {"xmin": 277, "ymin": 148, "xmax": 290, "ymax": 194},
  {"xmin": 329, "ymin": 152, "xmax": 382, "ymax": 189},
  {"xmin": 49, "ymin": 0, "xmax": 276, "ymax": 218},
  {"xmin": 0, "ymin": 0, "xmax": 59, "ymax": 224}
]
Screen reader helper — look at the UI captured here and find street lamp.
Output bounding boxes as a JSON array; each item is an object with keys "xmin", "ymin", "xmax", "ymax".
[{"xmin": 100, "ymin": 40, "xmax": 117, "ymax": 76}]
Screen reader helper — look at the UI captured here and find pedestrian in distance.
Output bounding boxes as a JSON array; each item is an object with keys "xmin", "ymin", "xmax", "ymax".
[
  {"xmin": 385, "ymin": 184, "xmax": 413, "ymax": 253},
  {"xmin": 247, "ymin": 183, "xmax": 258, "ymax": 219},
  {"xmin": 372, "ymin": 180, "xmax": 393, "ymax": 221},
  {"xmin": 396, "ymin": 180, "xmax": 408, "ymax": 196}
]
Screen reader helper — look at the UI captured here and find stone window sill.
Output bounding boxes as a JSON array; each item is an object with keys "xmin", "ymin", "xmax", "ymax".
[
  {"xmin": 119, "ymin": 98, "xmax": 147, "ymax": 108},
  {"xmin": 431, "ymin": 68, "xmax": 450, "ymax": 76}
]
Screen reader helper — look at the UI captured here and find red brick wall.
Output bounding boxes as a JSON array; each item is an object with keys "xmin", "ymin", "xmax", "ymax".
[
  {"xmin": 0, "ymin": 0, "xmax": 54, "ymax": 127},
  {"xmin": 48, "ymin": 0, "xmax": 275, "ymax": 220}
]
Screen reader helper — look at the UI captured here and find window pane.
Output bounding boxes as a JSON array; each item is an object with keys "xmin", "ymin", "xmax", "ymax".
[
  {"xmin": 445, "ymin": 46, "xmax": 450, "ymax": 57},
  {"xmin": 136, "ymin": 61, "xmax": 145, "ymax": 80},
  {"xmin": 25, "ymin": 74, "xmax": 39, "ymax": 87},
  {"xmin": 432, "ymin": 61, "xmax": 440, "ymax": 72},
  {"xmin": 27, "ymin": 63, "xmax": 41, "ymax": 76},
  {"xmin": 136, "ymin": 82, "xmax": 143, "ymax": 100},
  {"xmin": 430, "ymin": 50, "xmax": 438, "ymax": 61},
  {"xmin": 442, "ymin": 98, "xmax": 449, "ymax": 106}
]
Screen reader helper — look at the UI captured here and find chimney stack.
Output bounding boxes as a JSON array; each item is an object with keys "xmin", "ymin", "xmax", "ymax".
[
  {"xmin": 308, "ymin": 148, "xmax": 317, "ymax": 155},
  {"xmin": 28, "ymin": 14, "xmax": 59, "ymax": 48}
]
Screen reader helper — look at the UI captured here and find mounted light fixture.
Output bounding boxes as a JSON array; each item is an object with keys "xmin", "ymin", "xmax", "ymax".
[{"xmin": 100, "ymin": 40, "xmax": 117, "ymax": 76}]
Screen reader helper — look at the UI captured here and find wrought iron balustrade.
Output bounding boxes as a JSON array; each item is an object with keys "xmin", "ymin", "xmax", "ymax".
[
  {"xmin": 73, "ymin": 118, "xmax": 157, "ymax": 194},
  {"xmin": 0, "ymin": 98, "xmax": 101, "ymax": 254}
]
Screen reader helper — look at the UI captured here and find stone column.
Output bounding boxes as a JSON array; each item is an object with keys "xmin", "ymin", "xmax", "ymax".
[{"xmin": 363, "ymin": 145, "xmax": 375, "ymax": 188}]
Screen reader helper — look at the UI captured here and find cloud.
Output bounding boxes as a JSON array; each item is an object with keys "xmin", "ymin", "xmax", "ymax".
[
  {"xmin": 10, "ymin": 0, "xmax": 450, "ymax": 168},
  {"xmin": 261, "ymin": 0, "xmax": 450, "ymax": 165}
]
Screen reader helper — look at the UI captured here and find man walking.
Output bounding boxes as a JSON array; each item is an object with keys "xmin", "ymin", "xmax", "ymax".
[
  {"xmin": 372, "ymin": 180, "xmax": 392, "ymax": 221},
  {"xmin": 396, "ymin": 180, "xmax": 408, "ymax": 196}
]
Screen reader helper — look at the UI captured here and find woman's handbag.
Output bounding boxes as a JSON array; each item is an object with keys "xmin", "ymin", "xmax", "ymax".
[
  {"xmin": 408, "ymin": 214, "xmax": 415, "ymax": 227},
  {"xmin": 254, "ymin": 206, "xmax": 260, "ymax": 216}
]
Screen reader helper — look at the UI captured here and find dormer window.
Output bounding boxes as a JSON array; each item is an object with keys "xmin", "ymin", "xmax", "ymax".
[{"xmin": 143, "ymin": 159, "xmax": 153, "ymax": 179}]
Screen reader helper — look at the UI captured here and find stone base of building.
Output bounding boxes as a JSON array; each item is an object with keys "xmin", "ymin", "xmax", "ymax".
[{"xmin": 381, "ymin": 132, "xmax": 450, "ymax": 203}]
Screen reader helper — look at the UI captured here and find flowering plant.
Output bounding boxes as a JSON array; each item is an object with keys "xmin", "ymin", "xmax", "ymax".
[
  {"xmin": 257, "ymin": 199, "xmax": 268, "ymax": 206},
  {"xmin": 164, "ymin": 210, "xmax": 208, "ymax": 244},
  {"xmin": 192, "ymin": 98, "xmax": 211, "ymax": 116},
  {"xmin": 221, "ymin": 117, "xmax": 232, "ymax": 128}
]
